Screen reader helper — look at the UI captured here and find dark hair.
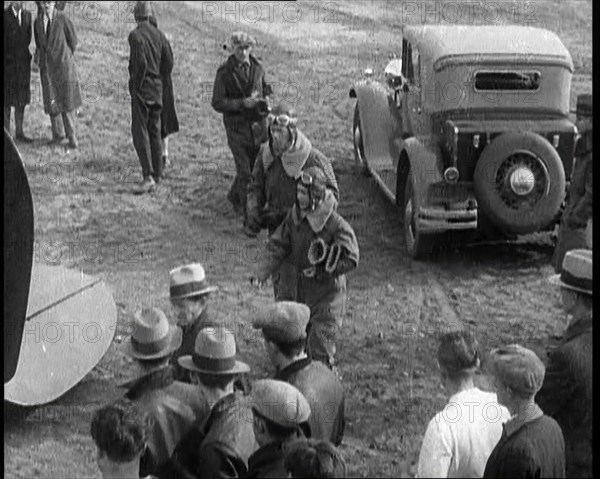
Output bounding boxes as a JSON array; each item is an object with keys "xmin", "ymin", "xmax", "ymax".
[
  {"xmin": 271, "ymin": 337, "xmax": 306, "ymax": 359},
  {"xmin": 284, "ymin": 439, "xmax": 346, "ymax": 478},
  {"xmin": 437, "ymin": 330, "xmax": 480, "ymax": 379},
  {"xmin": 90, "ymin": 399, "xmax": 150, "ymax": 463},
  {"xmin": 198, "ymin": 372, "xmax": 236, "ymax": 390},
  {"xmin": 148, "ymin": 14, "xmax": 157, "ymax": 28},
  {"xmin": 254, "ymin": 409, "xmax": 299, "ymax": 440}
]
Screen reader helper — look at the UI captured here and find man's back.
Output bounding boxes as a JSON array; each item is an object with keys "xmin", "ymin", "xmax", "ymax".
[
  {"xmin": 276, "ymin": 358, "xmax": 345, "ymax": 445},
  {"xmin": 484, "ymin": 415, "xmax": 565, "ymax": 478},
  {"xmin": 128, "ymin": 21, "xmax": 173, "ymax": 104}
]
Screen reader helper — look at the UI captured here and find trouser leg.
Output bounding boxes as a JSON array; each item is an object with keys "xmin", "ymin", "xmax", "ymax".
[
  {"xmin": 147, "ymin": 104, "xmax": 163, "ymax": 182},
  {"xmin": 50, "ymin": 114, "xmax": 64, "ymax": 139},
  {"xmin": 306, "ymin": 318, "xmax": 338, "ymax": 369},
  {"xmin": 15, "ymin": 105, "xmax": 25, "ymax": 137},
  {"xmin": 162, "ymin": 135, "xmax": 169, "ymax": 157},
  {"xmin": 225, "ymin": 122, "xmax": 255, "ymax": 219},
  {"xmin": 131, "ymin": 95, "xmax": 152, "ymax": 179},
  {"xmin": 552, "ymin": 223, "xmax": 587, "ymax": 273},
  {"xmin": 4, "ymin": 106, "xmax": 12, "ymax": 133},
  {"xmin": 61, "ymin": 110, "xmax": 76, "ymax": 141}
]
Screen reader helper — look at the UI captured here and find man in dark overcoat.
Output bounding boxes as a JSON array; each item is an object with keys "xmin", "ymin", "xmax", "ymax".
[
  {"xmin": 211, "ymin": 31, "xmax": 272, "ymax": 230},
  {"xmin": 552, "ymin": 94, "xmax": 593, "ymax": 271},
  {"xmin": 33, "ymin": 0, "xmax": 82, "ymax": 148},
  {"xmin": 128, "ymin": 1, "xmax": 173, "ymax": 194},
  {"xmin": 4, "ymin": 1, "xmax": 33, "ymax": 142},
  {"xmin": 538, "ymin": 249, "xmax": 593, "ymax": 478}
]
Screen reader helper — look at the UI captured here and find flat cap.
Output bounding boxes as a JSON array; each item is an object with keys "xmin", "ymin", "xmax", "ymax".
[
  {"xmin": 251, "ymin": 379, "xmax": 311, "ymax": 428},
  {"xmin": 487, "ymin": 344, "xmax": 545, "ymax": 396},
  {"xmin": 230, "ymin": 31, "xmax": 256, "ymax": 48},
  {"xmin": 253, "ymin": 301, "xmax": 310, "ymax": 345}
]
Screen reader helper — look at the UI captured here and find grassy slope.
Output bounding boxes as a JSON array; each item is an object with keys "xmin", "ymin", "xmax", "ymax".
[{"xmin": 4, "ymin": 1, "xmax": 592, "ymax": 477}]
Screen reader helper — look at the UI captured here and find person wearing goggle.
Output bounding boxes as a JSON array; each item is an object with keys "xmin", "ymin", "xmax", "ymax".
[
  {"xmin": 250, "ymin": 165, "xmax": 359, "ymax": 371},
  {"xmin": 246, "ymin": 103, "xmax": 339, "ymax": 304}
]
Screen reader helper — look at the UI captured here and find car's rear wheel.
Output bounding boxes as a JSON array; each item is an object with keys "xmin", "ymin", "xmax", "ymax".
[
  {"xmin": 474, "ymin": 132, "xmax": 566, "ymax": 234},
  {"xmin": 352, "ymin": 103, "xmax": 369, "ymax": 176},
  {"xmin": 402, "ymin": 166, "xmax": 435, "ymax": 259}
]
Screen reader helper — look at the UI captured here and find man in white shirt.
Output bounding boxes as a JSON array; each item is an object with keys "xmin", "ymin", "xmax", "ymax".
[{"xmin": 416, "ymin": 331, "xmax": 510, "ymax": 478}]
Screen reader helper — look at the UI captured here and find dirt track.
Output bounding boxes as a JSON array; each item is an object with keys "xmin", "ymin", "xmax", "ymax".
[{"xmin": 4, "ymin": 1, "xmax": 592, "ymax": 477}]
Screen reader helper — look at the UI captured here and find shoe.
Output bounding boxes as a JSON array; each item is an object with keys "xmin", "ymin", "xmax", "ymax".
[
  {"xmin": 67, "ymin": 137, "xmax": 78, "ymax": 149},
  {"xmin": 49, "ymin": 135, "xmax": 65, "ymax": 144},
  {"xmin": 243, "ymin": 224, "xmax": 258, "ymax": 238},
  {"xmin": 134, "ymin": 176, "xmax": 156, "ymax": 194},
  {"xmin": 15, "ymin": 134, "xmax": 33, "ymax": 143}
]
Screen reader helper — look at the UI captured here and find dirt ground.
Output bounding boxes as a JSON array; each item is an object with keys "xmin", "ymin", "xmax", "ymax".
[{"xmin": 4, "ymin": 1, "xmax": 592, "ymax": 477}]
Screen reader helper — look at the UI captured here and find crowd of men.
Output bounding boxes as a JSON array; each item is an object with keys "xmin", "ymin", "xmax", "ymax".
[{"xmin": 4, "ymin": 1, "xmax": 593, "ymax": 478}]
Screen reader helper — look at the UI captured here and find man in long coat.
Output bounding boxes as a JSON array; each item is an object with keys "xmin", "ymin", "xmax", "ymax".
[
  {"xmin": 211, "ymin": 31, "xmax": 271, "ymax": 231},
  {"xmin": 552, "ymin": 94, "xmax": 593, "ymax": 272},
  {"xmin": 33, "ymin": 1, "xmax": 81, "ymax": 148},
  {"xmin": 128, "ymin": 1, "xmax": 173, "ymax": 194},
  {"xmin": 4, "ymin": 2, "xmax": 33, "ymax": 142},
  {"xmin": 538, "ymin": 250, "xmax": 593, "ymax": 478}
]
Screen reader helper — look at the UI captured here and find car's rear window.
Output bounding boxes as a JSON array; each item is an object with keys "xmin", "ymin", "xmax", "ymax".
[{"xmin": 474, "ymin": 71, "xmax": 540, "ymax": 90}]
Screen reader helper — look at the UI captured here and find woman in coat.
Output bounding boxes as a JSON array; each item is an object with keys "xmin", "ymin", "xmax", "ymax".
[{"xmin": 149, "ymin": 13, "xmax": 179, "ymax": 169}]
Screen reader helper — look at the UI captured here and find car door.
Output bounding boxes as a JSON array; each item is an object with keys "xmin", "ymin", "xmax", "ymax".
[{"xmin": 401, "ymin": 39, "xmax": 423, "ymax": 138}]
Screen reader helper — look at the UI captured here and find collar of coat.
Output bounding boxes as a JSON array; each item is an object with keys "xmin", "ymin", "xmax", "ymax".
[
  {"xmin": 502, "ymin": 402, "xmax": 543, "ymax": 439},
  {"xmin": 263, "ymin": 129, "xmax": 313, "ymax": 178},
  {"xmin": 121, "ymin": 365, "xmax": 175, "ymax": 401},
  {"xmin": 248, "ymin": 438, "xmax": 298, "ymax": 474},
  {"xmin": 291, "ymin": 189, "xmax": 336, "ymax": 233},
  {"xmin": 227, "ymin": 53, "xmax": 261, "ymax": 73},
  {"xmin": 274, "ymin": 356, "xmax": 312, "ymax": 381},
  {"xmin": 564, "ymin": 314, "xmax": 592, "ymax": 342}
]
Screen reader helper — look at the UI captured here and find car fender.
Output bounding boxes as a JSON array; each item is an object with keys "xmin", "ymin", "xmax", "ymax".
[
  {"xmin": 349, "ymin": 81, "xmax": 397, "ymax": 170},
  {"xmin": 399, "ymin": 137, "xmax": 443, "ymax": 206}
]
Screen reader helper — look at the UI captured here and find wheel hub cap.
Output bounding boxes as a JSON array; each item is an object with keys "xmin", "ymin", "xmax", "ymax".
[{"xmin": 509, "ymin": 166, "xmax": 535, "ymax": 195}]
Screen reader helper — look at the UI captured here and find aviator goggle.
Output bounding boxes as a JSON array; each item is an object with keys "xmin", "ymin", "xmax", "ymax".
[
  {"xmin": 298, "ymin": 171, "xmax": 314, "ymax": 187},
  {"xmin": 268, "ymin": 113, "xmax": 297, "ymax": 128}
]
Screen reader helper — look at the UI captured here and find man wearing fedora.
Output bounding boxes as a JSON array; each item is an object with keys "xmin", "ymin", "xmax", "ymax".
[
  {"xmin": 168, "ymin": 327, "xmax": 258, "ymax": 479},
  {"xmin": 483, "ymin": 344, "xmax": 565, "ymax": 478},
  {"xmin": 169, "ymin": 263, "xmax": 218, "ymax": 379},
  {"xmin": 253, "ymin": 301, "xmax": 345, "ymax": 446},
  {"xmin": 537, "ymin": 249, "xmax": 592, "ymax": 478},
  {"xmin": 246, "ymin": 379, "xmax": 311, "ymax": 478},
  {"xmin": 553, "ymin": 94, "xmax": 593, "ymax": 272},
  {"xmin": 120, "ymin": 308, "xmax": 210, "ymax": 478},
  {"xmin": 211, "ymin": 31, "xmax": 272, "ymax": 231}
]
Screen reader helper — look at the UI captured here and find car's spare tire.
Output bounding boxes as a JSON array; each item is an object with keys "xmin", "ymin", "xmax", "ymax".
[{"xmin": 474, "ymin": 131, "xmax": 565, "ymax": 235}]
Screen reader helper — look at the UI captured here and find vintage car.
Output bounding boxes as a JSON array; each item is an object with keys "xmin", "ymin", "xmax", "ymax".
[{"xmin": 350, "ymin": 25, "xmax": 577, "ymax": 259}]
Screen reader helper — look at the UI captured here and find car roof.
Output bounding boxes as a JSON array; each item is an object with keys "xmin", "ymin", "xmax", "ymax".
[{"xmin": 402, "ymin": 25, "xmax": 573, "ymax": 70}]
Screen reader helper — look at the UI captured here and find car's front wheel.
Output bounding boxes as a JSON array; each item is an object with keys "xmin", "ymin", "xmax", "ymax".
[
  {"xmin": 402, "ymin": 167, "xmax": 435, "ymax": 259},
  {"xmin": 352, "ymin": 104, "xmax": 369, "ymax": 176}
]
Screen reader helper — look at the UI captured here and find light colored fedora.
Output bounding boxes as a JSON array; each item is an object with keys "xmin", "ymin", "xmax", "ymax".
[
  {"xmin": 178, "ymin": 326, "xmax": 250, "ymax": 375},
  {"xmin": 549, "ymin": 249, "xmax": 592, "ymax": 295},
  {"xmin": 120, "ymin": 308, "xmax": 182, "ymax": 360},
  {"xmin": 169, "ymin": 263, "xmax": 218, "ymax": 300}
]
